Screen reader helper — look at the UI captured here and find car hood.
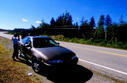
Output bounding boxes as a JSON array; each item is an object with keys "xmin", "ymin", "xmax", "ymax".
[{"xmin": 35, "ymin": 46, "xmax": 76, "ymax": 60}]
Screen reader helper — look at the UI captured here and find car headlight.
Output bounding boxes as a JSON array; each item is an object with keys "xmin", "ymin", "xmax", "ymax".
[
  {"xmin": 71, "ymin": 56, "xmax": 77, "ymax": 60},
  {"xmin": 48, "ymin": 60, "xmax": 63, "ymax": 63}
]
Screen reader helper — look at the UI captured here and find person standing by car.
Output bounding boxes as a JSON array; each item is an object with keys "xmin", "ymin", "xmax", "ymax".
[{"xmin": 12, "ymin": 33, "xmax": 19, "ymax": 61}]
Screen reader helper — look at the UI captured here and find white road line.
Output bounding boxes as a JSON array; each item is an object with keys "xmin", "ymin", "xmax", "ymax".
[{"xmin": 79, "ymin": 58, "xmax": 127, "ymax": 76}]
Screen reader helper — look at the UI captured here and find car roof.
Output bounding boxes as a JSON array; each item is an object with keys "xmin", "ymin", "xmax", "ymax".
[{"xmin": 27, "ymin": 36, "xmax": 50, "ymax": 39}]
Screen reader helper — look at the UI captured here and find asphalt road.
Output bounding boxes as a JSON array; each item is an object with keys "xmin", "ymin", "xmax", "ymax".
[
  {"xmin": 0, "ymin": 31, "xmax": 13, "ymax": 39},
  {"xmin": 0, "ymin": 31, "xmax": 127, "ymax": 81}
]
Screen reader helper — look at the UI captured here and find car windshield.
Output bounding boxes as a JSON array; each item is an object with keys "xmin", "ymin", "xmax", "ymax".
[{"xmin": 33, "ymin": 38, "xmax": 59, "ymax": 48}]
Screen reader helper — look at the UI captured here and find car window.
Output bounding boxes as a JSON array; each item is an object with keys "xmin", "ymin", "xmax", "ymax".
[
  {"xmin": 26, "ymin": 38, "xmax": 31, "ymax": 44},
  {"xmin": 33, "ymin": 38, "xmax": 58, "ymax": 48},
  {"xmin": 49, "ymin": 39, "xmax": 57, "ymax": 45},
  {"xmin": 22, "ymin": 37, "xmax": 28, "ymax": 44},
  {"xmin": 22, "ymin": 37, "xmax": 31, "ymax": 44}
]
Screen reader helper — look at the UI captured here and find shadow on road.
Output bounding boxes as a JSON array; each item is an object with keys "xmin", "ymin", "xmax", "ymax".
[
  {"xmin": 17, "ymin": 58, "xmax": 93, "ymax": 83},
  {"xmin": 39, "ymin": 65, "xmax": 93, "ymax": 83}
]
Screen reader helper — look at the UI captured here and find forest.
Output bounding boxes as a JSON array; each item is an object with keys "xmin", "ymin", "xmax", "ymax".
[{"xmin": 13, "ymin": 12, "xmax": 127, "ymax": 49}]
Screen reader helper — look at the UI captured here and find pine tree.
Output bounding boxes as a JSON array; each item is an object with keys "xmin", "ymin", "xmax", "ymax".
[
  {"xmin": 96, "ymin": 15, "xmax": 105, "ymax": 39},
  {"xmin": 98, "ymin": 15, "xmax": 105, "ymax": 27},
  {"xmin": 120, "ymin": 15, "xmax": 124, "ymax": 26},
  {"xmin": 105, "ymin": 15, "xmax": 112, "ymax": 26},
  {"xmin": 64, "ymin": 12, "xmax": 72, "ymax": 25},
  {"xmin": 50, "ymin": 17, "xmax": 56, "ymax": 27},
  {"xmin": 75, "ymin": 22, "xmax": 78, "ymax": 27},
  {"xmin": 89, "ymin": 16, "xmax": 95, "ymax": 29},
  {"xmin": 81, "ymin": 20, "xmax": 89, "ymax": 28},
  {"xmin": 80, "ymin": 17, "xmax": 84, "ymax": 25},
  {"xmin": 39, "ymin": 20, "xmax": 49, "ymax": 29},
  {"xmin": 67, "ymin": 15, "xmax": 72, "ymax": 25},
  {"xmin": 55, "ymin": 12, "xmax": 73, "ymax": 27},
  {"xmin": 64, "ymin": 12, "xmax": 69, "ymax": 25},
  {"xmin": 105, "ymin": 15, "xmax": 112, "ymax": 40},
  {"xmin": 31, "ymin": 25, "xmax": 36, "ymax": 30},
  {"xmin": 56, "ymin": 16, "xmax": 63, "ymax": 26}
]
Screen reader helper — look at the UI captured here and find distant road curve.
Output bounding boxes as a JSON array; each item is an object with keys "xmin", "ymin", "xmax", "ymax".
[{"xmin": 0, "ymin": 31, "xmax": 13, "ymax": 39}]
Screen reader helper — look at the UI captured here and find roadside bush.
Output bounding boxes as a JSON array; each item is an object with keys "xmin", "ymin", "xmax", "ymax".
[
  {"xmin": 79, "ymin": 39, "xmax": 85, "ymax": 44},
  {"xmin": 106, "ymin": 43, "xmax": 112, "ymax": 47},
  {"xmin": 86, "ymin": 38, "xmax": 94, "ymax": 44},
  {"xmin": 99, "ymin": 41, "xmax": 106, "ymax": 46},
  {"xmin": 70, "ymin": 38, "xmax": 78, "ymax": 42},
  {"xmin": 50, "ymin": 35, "xmax": 127, "ymax": 50},
  {"xmin": 122, "ymin": 43, "xmax": 127, "ymax": 49},
  {"xmin": 55, "ymin": 35, "xmax": 64, "ymax": 39}
]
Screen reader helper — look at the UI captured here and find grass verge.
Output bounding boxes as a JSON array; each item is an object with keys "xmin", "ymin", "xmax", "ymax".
[
  {"xmin": 50, "ymin": 35, "xmax": 127, "ymax": 50},
  {"xmin": 0, "ymin": 37, "xmax": 43, "ymax": 83}
]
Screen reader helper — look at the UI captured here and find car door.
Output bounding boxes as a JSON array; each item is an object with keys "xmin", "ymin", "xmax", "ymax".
[
  {"xmin": 23, "ymin": 37, "xmax": 33, "ymax": 60},
  {"xmin": 21, "ymin": 37, "xmax": 31, "ymax": 59},
  {"xmin": 21, "ymin": 37, "xmax": 28, "ymax": 55}
]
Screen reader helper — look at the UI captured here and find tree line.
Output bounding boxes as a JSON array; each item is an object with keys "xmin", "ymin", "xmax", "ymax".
[{"xmin": 14, "ymin": 12, "xmax": 127, "ymax": 42}]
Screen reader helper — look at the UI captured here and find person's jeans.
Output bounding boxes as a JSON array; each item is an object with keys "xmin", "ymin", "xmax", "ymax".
[{"xmin": 12, "ymin": 45, "xmax": 19, "ymax": 60}]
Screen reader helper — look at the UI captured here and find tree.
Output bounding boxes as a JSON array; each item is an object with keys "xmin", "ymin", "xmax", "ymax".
[
  {"xmin": 106, "ymin": 24, "xmax": 118, "ymax": 42},
  {"xmin": 80, "ymin": 16, "xmax": 84, "ymax": 25},
  {"xmin": 119, "ymin": 15, "xmax": 125, "ymax": 26},
  {"xmin": 96, "ymin": 15, "xmax": 105, "ymax": 39},
  {"xmin": 75, "ymin": 22, "xmax": 79, "ymax": 28},
  {"xmin": 64, "ymin": 12, "xmax": 69, "ymax": 25},
  {"xmin": 30, "ymin": 25, "xmax": 36, "ymax": 35},
  {"xmin": 117, "ymin": 23, "xmax": 127, "ymax": 41},
  {"xmin": 98, "ymin": 15, "xmax": 105, "ymax": 27},
  {"xmin": 39, "ymin": 20, "xmax": 49, "ymax": 29},
  {"xmin": 55, "ymin": 12, "xmax": 73, "ymax": 27},
  {"xmin": 96, "ymin": 26, "xmax": 104, "ymax": 39},
  {"xmin": 67, "ymin": 15, "xmax": 72, "ymax": 25},
  {"xmin": 73, "ymin": 22, "xmax": 78, "ymax": 28},
  {"xmin": 89, "ymin": 16, "xmax": 95, "ymax": 38},
  {"xmin": 81, "ymin": 20, "xmax": 89, "ymax": 27},
  {"xmin": 89, "ymin": 16, "xmax": 95, "ymax": 29},
  {"xmin": 56, "ymin": 16, "xmax": 63, "ymax": 26},
  {"xmin": 80, "ymin": 20, "xmax": 92, "ymax": 39},
  {"xmin": 31, "ymin": 25, "xmax": 36, "ymax": 30},
  {"xmin": 105, "ymin": 15, "xmax": 112, "ymax": 26},
  {"xmin": 105, "ymin": 15, "xmax": 112, "ymax": 40},
  {"xmin": 50, "ymin": 17, "xmax": 56, "ymax": 27}
]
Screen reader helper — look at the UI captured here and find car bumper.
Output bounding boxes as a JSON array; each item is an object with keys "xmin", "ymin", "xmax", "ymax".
[{"xmin": 41, "ymin": 57, "xmax": 78, "ymax": 69}]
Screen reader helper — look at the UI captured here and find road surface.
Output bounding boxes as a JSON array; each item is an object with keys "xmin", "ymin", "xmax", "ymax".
[
  {"xmin": 60, "ymin": 41, "xmax": 127, "ymax": 80},
  {"xmin": 0, "ymin": 31, "xmax": 127, "ymax": 81},
  {"xmin": 0, "ymin": 31, "xmax": 13, "ymax": 39}
]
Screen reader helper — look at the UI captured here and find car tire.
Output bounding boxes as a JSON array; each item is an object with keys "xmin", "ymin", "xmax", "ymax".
[
  {"xmin": 32, "ymin": 60, "xmax": 41, "ymax": 73},
  {"xmin": 18, "ymin": 49, "xmax": 24, "ymax": 58},
  {"xmin": 18, "ymin": 49, "xmax": 21, "ymax": 57}
]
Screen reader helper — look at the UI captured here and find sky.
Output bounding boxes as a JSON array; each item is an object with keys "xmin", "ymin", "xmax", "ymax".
[{"xmin": 0, "ymin": 0, "xmax": 127, "ymax": 30}]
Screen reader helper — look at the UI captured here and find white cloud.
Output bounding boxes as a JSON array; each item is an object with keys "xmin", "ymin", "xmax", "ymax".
[
  {"xmin": 22, "ymin": 18, "xmax": 28, "ymax": 22},
  {"xmin": 35, "ymin": 20, "xmax": 42, "ymax": 24}
]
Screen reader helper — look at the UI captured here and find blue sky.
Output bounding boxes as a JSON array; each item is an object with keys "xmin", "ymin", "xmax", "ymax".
[{"xmin": 0, "ymin": 0, "xmax": 127, "ymax": 30}]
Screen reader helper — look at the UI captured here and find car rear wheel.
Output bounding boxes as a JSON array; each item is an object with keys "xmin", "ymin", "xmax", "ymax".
[
  {"xmin": 32, "ymin": 60, "xmax": 41, "ymax": 73},
  {"xmin": 18, "ymin": 49, "xmax": 24, "ymax": 58}
]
